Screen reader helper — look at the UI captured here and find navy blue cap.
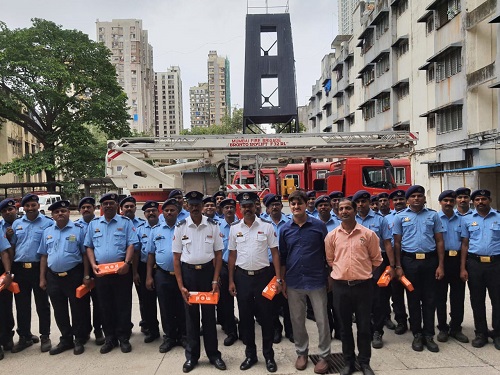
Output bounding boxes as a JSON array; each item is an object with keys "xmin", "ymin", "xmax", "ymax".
[
  {"xmin": 455, "ymin": 187, "xmax": 471, "ymax": 197},
  {"xmin": 438, "ymin": 190, "xmax": 456, "ymax": 201},
  {"xmin": 263, "ymin": 193, "xmax": 282, "ymax": 207},
  {"xmin": 169, "ymin": 189, "xmax": 183, "ymax": 198},
  {"xmin": 142, "ymin": 200, "xmax": 159, "ymax": 211},
  {"xmin": 352, "ymin": 190, "xmax": 371, "ymax": 202},
  {"xmin": 184, "ymin": 191, "xmax": 204, "ymax": 204},
  {"xmin": 389, "ymin": 189, "xmax": 406, "ymax": 200},
  {"xmin": 471, "ymin": 189, "xmax": 491, "ymax": 200},
  {"xmin": 78, "ymin": 197, "xmax": 95, "ymax": 209},
  {"xmin": 236, "ymin": 192, "xmax": 259, "ymax": 205},
  {"xmin": 99, "ymin": 192, "xmax": 119, "ymax": 203},
  {"xmin": 213, "ymin": 191, "xmax": 226, "ymax": 200},
  {"xmin": 162, "ymin": 198, "xmax": 179, "ymax": 210},
  {"xmin": 346, "ymin": 195, "xmax": 353, "ymax": 200},
  {"xmin": 203, "ymin": 196, "xmax": 216, "ymax": 205},
  {"xmin": 21, "ymin": 194, "xmax": 39, "ymax": 206},
  {"xmin": 0, "ymin": 198, "xmax": 16, "ymax": 211},
  {"xmin": 306, "ymin": 190, "xmax": 317, "ymax": 199},
  {"xmin": 119, "ymin": 196, "xmax": 136, "ymax": 207},
  {"xmin": 405, "ymin": 185, "xmax": 425, "ymax": 199},
  {"xmin": 219, "ymin": 198, "xmax": 236, "ymax": 208},
  {"xmin": 315, "ymin": 195, "xmax": 331, "ymax": 208},
  {"xmin": 370, "ymin": 195, "xmax": 379, "ymax": 203},
  {"xmin": 328, "ymin": 191, "xmax": 344, "ymax": 199},
  {"xmin": 48, "ymin": 200, "xmax": 71, "ymax": 211},
  {"xmin": 378, "ymin": 193, "xmax": 389, "ymax": 199}
]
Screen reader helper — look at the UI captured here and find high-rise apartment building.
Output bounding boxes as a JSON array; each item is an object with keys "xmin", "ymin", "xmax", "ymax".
[
  {"xmin": 189, "ymin": 83, "xmax": 209, "ymax": 128},
  {"xmin": 155, "ymin": 67, "xmax": 183, "ymax": 136},
  {"xmin": 96, "ymin": 19, "xmax": 155, "ymax": 135},
  {"xmin": 338, "ymin": 0, "xmax": 359, "ymax": 34},
  {"xmin": 207, "ymin": 51, "xmax": 231, "ymax": 126}
]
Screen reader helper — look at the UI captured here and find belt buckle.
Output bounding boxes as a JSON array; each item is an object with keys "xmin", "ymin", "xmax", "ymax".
[
  {"xmin": 23, "ymin": 263, "xmax": 32, "ymax": 269},
  {"xmin": 480, "ymin": 256, "xmax": 491, "ymax": 263},
  {"xmin": 448, "ymin": 250, "xmax": 458, "ymax": 257},
  {"xmin": 194, "ymin": 265, "xmax": 202, "ymax": 270},
  {"xmin": 57, "ymin": 272, "xmax": 68, "ymax": 277},
  {"xmin": 247, "ymin": 271, "xmax": 255, "ymax": 276},
  {"xmin": 347, "ymin": 280, "xmax": 356, "ymax": 286},
  {"xmin": 415, "ymin": 253, "xmax": 426, "ymax": 260},
  {"xmin": 169, "ymin": 271, "xmax": 175, "ymax": 275}
]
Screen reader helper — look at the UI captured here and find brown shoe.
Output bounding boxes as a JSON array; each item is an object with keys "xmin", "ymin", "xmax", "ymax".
[
  {"xmin": 314, "ymin": 358, "xmax": 329, "ymax": 374},
  {"xmin": 295, "ymin": 355, "xmax": 308, "ymax": 370}
]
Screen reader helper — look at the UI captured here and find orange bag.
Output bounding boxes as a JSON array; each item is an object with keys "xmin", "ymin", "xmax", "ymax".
[
  {"xmin": 262, "ymin": 276, "xmax": 278, "ymax": 300},
  {"xmin": 377, "ymin": 266, "xmax": 392, "ymax": 287},
  {"xmin": 400, "ymin": 275, "xmax": 414, "ymax": 292},
  {"xmin": 188, "ymin": 292, "xmax": 219, "ymax": 304},
  {"xmin": 76, "ymin": 279, "xmax": 95, "ymax": 298},
  {"xmin": 96, "ymin": 262, "xmax": 123, "ymax": 275},
  {"xmin": 0, "ymin": 273, "xmax": 20, "ymax": 294}
]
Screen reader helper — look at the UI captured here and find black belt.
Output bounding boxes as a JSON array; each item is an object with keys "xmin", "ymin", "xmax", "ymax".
[
  {"xmin": 468, "ymin": 254, "xmax": 500, "ymax": 263},
  {"xmin": 236, "ymin": 266, "xmax": 269, "ymax": 276},
  {"xmin": 156, "ymin": 265, "xmax": 176, "ymax": 275},
  {"xmin": 445, "ymin": 250, "xmax": 460, "ymax": 257},
  {"xmin": 334, "ymin": 279, "xmax": 370, "ymax": 287},
  {"xmin": 15, "ymin": 262, "xmax": 40, "ymax": 269},
  {"xmin": 182, "ymin": 261, "xmax": 212, "ymax": 270},
  {"xmin": 48, "ymin": 264, "xmax": 83, "ymax": 277},
  {"xmin": 402, "ymin": 251, "xmax": 436, "ymax": 260}
]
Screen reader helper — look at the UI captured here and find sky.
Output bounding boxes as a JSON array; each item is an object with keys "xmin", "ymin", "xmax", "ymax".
[{"xmin": 1, "ymin": 0, "xmax": 338, "ymax": 128}]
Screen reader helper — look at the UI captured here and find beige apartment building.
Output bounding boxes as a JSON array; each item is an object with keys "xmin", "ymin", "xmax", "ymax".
[
  {"xmin": 96, "ymin": 19, "xmax": 155, "ymax": 135},
  {"xmin": 308, "ymin": 0, "xmax": 499, "ymax": 207},
  {"xmin": 155, "ymin": 66, "xmax": 183, "ymax": 136},
  {"xmin": 189, "ymin": 82, "xmax": 209, "ymax": 128},
  {"xmin": 207, "ymin": 51, "xmax": 231, "ymax": 126}
]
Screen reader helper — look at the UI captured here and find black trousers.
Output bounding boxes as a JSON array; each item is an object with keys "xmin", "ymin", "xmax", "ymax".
[
  {"xmin": 270, "ymin": 264, "xmax": 292, "ymax": 337},
  {"xmin": 137, "ymin": 261, "xmax": 159, "ymax": 334},
  {"xmin": 217, "ymin": 263, "xmax": 237, "ymax": 336},
  {"xmin": 436, "ymin": 253, "xmax": 465, "ymax": 333},
  {"xmin": 391, "ymin": 273, "xmax": 408, "ymax": 325},
  {"xmin": 467, "ymin": 257, "xmax": 500, "ymax": 336},
  {"xmin": 235, "ymin": 266, "xmax": 274, "ymax": 360},
  {"xmin": 94, "ymin": 269, "xmax": 133, "ymax": 342},
  {"xmin": 46, "ymin": 264, "xmax": 91, "ymax": 343},
  {"xmin": 181, "ymin": 262, "xmax": 221, "ymax": 362},
  {"xmin": 401, "ymin": 253, "xmax": 438, "ymax": 337},
  {"xmin": 155, "ymin": 267, "xmax": 186, "ymax": 340},
  {"xmin": 0, "ymin": 263, "xmax": 14, "ymax": 346},
  {"xmin": 332, "ymin": 279, "xmax": 373, "ymax": 366},
  {"xmin": 12, "ymin": 262, "xmax": 51, "ymax": 338},
  {"xmin": 372, "ymin": 254, "xmax": 392, "ymax": 335}
]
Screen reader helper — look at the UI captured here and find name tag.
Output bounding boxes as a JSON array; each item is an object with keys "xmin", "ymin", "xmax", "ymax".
[
  {"xmin": 416, "ymin": 253, "xmax": 425, "ymax": 260},
  {"xmin": 480, "ymin": 256, "xmax": 491, "ymax": 263},
  {"xmin": 448, "ymin": 250, "xmax": 458, "ymax": 257}
]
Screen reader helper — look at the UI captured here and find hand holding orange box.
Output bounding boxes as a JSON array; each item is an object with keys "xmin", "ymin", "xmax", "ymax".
[
  {"xmin": 377, "ymin": 266, "xmax": 392, "ymax": 287},
  {"xmin": 262, "ymin": 276, "xmax": 278, "ymax": 300},
  {"xmin": 400, "ymin": 275, "xmax": 414, "ymax": 292},
  {"xmin": 76, "ymin": 279, "xmax": 95, "ymax": 298},
  {"xmin": 0, "ymin": 273, "xmax": 20, "ymax": 294},
  {"xmin": 96, "ymin": 262, "xmax": 123, "ymax": 276},
  {"xmin": 188, "ymin": 292, "xmax": 219, "ymax": 304}
]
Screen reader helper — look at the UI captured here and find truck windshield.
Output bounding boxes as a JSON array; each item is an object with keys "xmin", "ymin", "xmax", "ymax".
[{"xmin": 362, "ymin": 166, "xmax": 395, "ymax": 189}]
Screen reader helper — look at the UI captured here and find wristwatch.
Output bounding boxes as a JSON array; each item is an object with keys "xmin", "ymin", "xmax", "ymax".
[
  {"xmin": 276, "ymin": 278, "xmax": 283, "ymax": 285},
  {"xmin": 124, "ymin": 260, "xmax": 133, "ymax": 266},
  {"xmin": 84, "ymin": 275, "xmax": 91, "ymax": 280}
]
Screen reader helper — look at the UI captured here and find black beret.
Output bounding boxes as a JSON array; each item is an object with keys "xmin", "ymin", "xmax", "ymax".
[
  {"xmin": 315, "ymin": 195, "xmax": 331, "ymax": 208},
  {"xmin": 378, "ymin": 193, "xmax": 389, "ymax": 199},
  {"xmin": 184, "ymin": 191, "xmax": 204, "ymax": 204},
  {"xmin": 346, "ymin": 195, "xmax": 353, "ymax": 200},
  {"xmin": 370, "ymin": 195, "xmax": 379, "ymax": 203},
  {"xmin": 119, "ymin": 196, "xmax": 136, "ymax": 207},
  {"xmin": 470, "ymin": 189, "xmax": 491, "ymax": 200},
  {"xmin": 405, "ymin": 185, "xmax": 425, "ymax": 199},
  {"xmin": 21, "ymin": 193, "xmax": 39, "ymax": 206},
  {"xmin": 455, "ymin": 187, "xmax": 471, "ymax": 197},
  {"xmin": 352, "ymin": 190, "xmax": 371, "ymax": 202},
  {"xmin": 236, "ymin": 192, "xmax": 259, "ymax": 205},
  {"xmin": 99, "ymin": 192, "xmax": 119, "ymax": 203},
  {"xmin": 389, "ymin": 189, "xmax": 406, "ymax": 199},
  {"xmin": 48, "ymin": 200, "xmax": 71, "ymax": 211},
  {"xmin": 142, "ymin": 200, "xmax": 159, "ymax": 211},
  {"xmin": 78, "ymin": 197, "xmax": 95, "ymax": 209},
  {"xmin": 263, "ymin": 193, "xmax": 282, "ymax": 207},
  {"xmin": 213, "ymin": 191, "xmax": 226, "ymax": 200},
  {"xmin": 202, "ymin": 196, "xmax": 216, "ymax": 205},
  {"xmin": 438, "ymin": 190, "xmax": 456, "ymax": 201},
  {"xmin": 162, "ymin": 198, "xmax": 179, "ymax": 210},
  {"xmin": 168, "ymin": 189, "xmax": 183, "ymax": 198},
  {"xmin": 0, "ymin": 198, "xmax": 16, "ymax": 211},
  {"xmin": 328, "ymin": 191, "xmax": 344, "ymax": 199},
  {"xmin": 219, "ymin": 198, "xmax": 236, "ymax": 208},
  {"xmin": 306, "ymin": 190, "xmax": 317, "ymax": 199}
]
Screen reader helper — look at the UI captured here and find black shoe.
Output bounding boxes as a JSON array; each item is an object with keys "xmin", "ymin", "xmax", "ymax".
[
  {"xmin": 183, "ymin": 360, "xmax": 198, "ymax": 373},
  {"xmin": 0, "ymin": 347, "xmax": 4, "ymax": 361},
  {"xmin": 49, "ymin": 341, "xmax": 74, "ymax": 355},
  {"xmin": 471, "ymin": 334, "xmax": 488, "ymax": 348},
  {"xmin": 11, "ymin": 336, "xmax": 34, "ymax": 353},
  {"xmin": 100, "ymin": 340, "xmax": 116, "ymax": 354},
  {"xmin": 119, "ymin": 339, "xmax": 132, "ymax": 353},
  {"xmin": 223, "ymin": 333, "xmax": 238, "ymax": 346},
  {"xmin": 424, "ymin": 336, "xmax": 439, "ymax": 352},
  {"xmin": 273, "ymin": 330, "xmax": 282, "ymax": 344},
  {"xmin": 340, "ymin": 363, "xmax": 355, "ymax": 375},
  {"xmin": 437, "ymin": 330, "xmax": 449, "ymax": 342},
  {"xmin": 3, "ymin": 339, "xmax": 13, "ymax": 351},
  {"xmin": 266, "ymin": 358, "xmax": 277, "ymax": 373},
  {"xmin": 412, "ymin": 334, "xmax": 423, "ymax": 352},
  {"xmin": 31, "ymin": 335, "xmax": 40, "ymax": 344},
  {"xmin": 159, "ymin": 338, "xmax": 176, "ymax": 353},
  {"xmin": 144, "ymin": 331, "xmax": 160, "ymax": 343},
  {"xmin": 385, "ymin": 317, "xmax": 396, "ymax": 330},
  {"xmin": 360, "ymin": 363, "xmax": 375, "ymax": 375},
  {"xmin": 240, "ymin": 357, "xmax": 258, "ymax": 370},
  {"xmin": 372, "ymin": 331, "xmax": 383, "ymax": 349},
  {"xmin": 450, "ymin": 331, "xmax": 469, "ymax": 343},
  {"xmin": 40, "ymin": 335, "xmax": 51, "ymax": 353},
  {"xmin": 179, "ymin": 337, "xmax": 188, "ymax": 348},
  {"xmin": 488, "ymin": 329, "xmax": 495, "ymax": 339},
  {"xmin": 287, "ymin": 333, "xmax": 294, "ymax": 343},
  {"xmin": 210, "ymin": 357, "xmax": 227, "ymax": 371},
  {"xmin": 494, "ymin": 336, "xmax": 500, "ymax": 350},
  {"xmin": 94, "ymin": 330, "xmax": 105, "ymax": 346},
  {"xmin": 394, "ymin": 323, "xmax": 408, "ymax": 335},
  {"xmin": 73, "ymin": 340, "xmax": 85, "ymax": 355}
]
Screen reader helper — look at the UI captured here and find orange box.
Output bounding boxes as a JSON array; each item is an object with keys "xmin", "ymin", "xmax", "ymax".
[
  {"xmin": 0, "ymin": 273, "xmax": 20, "ymax": 294},
  {"xmin": 377, "ymin": 266, "xmax": 392, "ymax": 287},
  {"xmin": 262, "ymin": 276, "xmax": 278, "ymax": 300},
  {"xmin": 400, "ymin": 275, "xmax": 414, "ymax": 292},
  {"xmin": 96, "ymin": 262, "xmax": 123, "ymax": 275},
  {"xmin": 188, "ymin": 292, "xmax": 219, "ymax": 305},
  {"xmin": 76, "ymin": 279, "xmax": 95, "ymax": 298}
]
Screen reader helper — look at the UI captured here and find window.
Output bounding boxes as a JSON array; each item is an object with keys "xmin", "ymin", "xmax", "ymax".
[
  {"xmin": 429, "ymin": 163, "xmax": 444, "ymax": 175},
  {"xmin": 361, "ymin": 30, "xmax": 374, "ymax": 55},
  {"xmin": 377, "ymin": 94, "xmax": 391, "ymax": 113},
  {"xmin": 393, "ymin": 167, "xmax": 406, "ymax": 184},
  {"xmin": 436, "ymin": 48, "xmax": 462, "ymax": 82},
  {"xmin": 437, "ymin": 106, "xmax": 462, "ymax": 134},
  {"xmin": 376, "ymin": 14, "xmax": 389, "ymax": 39},
  {"xmin": 396, "ymin": 83, "xmax": 409, "ymax": 100},
  {"xmin": 396, "ymin": 40, "xmax": 409, "ymax": 57},
  {"xmin": 427, "ymin": 65, "xmax": 435, "ymax": 83},
  {"xmin": 362, "ymin": 67, "xmax": 375, "ymax": 86},
  {"xmin": 337, "ymin": 121, "xmax": 345, "ymax": 132},
  {"xmin": 376, "ymin": 54, "xmax": 390, "ymax": 77},
  {"xmin": 436, "ymin": 0, "xmax": 461, "ymax": 29},
  {"xmin": 426, "ymin": 15, "xmax": 435, "ymax": 35},
  {"xmin": 427, "ymin": 114, "xmax": 436, "ymax": 129},
  {"xmin": 362, "ymin": 102, "xmax": 376, "ymax": 120},
  {"xmin": 337, "ymin": 95, "xmax": 344, "ymax": 108},
  {"xmin": 396, "ymin": 0, "xmax": 408, "ymax": 17}
]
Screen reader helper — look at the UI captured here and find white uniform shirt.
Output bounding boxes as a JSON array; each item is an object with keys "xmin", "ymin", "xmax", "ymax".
[
  {"xmin": 172, "ymin": 215, "xmax": 223, "ymax": 264},
  {"xmin": 228, "ymin": 217, "xmax": 278, "ymax": 271}
]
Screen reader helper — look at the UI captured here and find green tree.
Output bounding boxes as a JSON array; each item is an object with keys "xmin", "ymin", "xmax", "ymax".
[
  {"xmin": 181, "ymin": 107, "xmax": 244, "ymax": 135},
  {"xmin": 0, "ymin": 19, "xmax": 131, "ymax": 191}
]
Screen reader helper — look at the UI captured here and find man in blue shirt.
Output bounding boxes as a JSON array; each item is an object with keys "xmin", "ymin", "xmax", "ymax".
[
  {"xmin": 436, "ymin": 190, "xmax": 468, "ymax": 344},
  {"xmin": 202, "ymin": 196, "xmax": 220, "ymax": 223},
  {"xmin": 10, "ymin": 193, "xmax": 53, "ymax": 353},
  {"xmin": 146, "ymin": 198, "xmax": 186, "ymax": 353},
  {"xmin": 393, "ymin": 185, "xmax": 445, "ymax": 353},
  {"xmin": 329, "ymin": 191, "xmax": 344, "ymax": 220},
  {"xmin": 455, "ymin": 187, "xmax": 473, "ymax": 216},
  {"xmin": 460, "ymin": 189, "xmax": 500, "ymax": 349},
  {"xmin": 38, "ymin": 200, "xmax": 91, "ymax": 356},
  {"xmin": 85, "ymin": 192, "xmax": 138, "ymax": 354},
  {"xmin": 279, "ymin": 190, "xmax": 330, "ymax": 374},
  {"xmin": 213, "ymin": 191, "xmax": 226, "ymax": 220},
  {"xmin": 165, "ymin": 189, "xmax": 190, "ymax": 223},
  {"xmin": 305, "ymin": 190, "xmax": 318, "ymax": 218}
]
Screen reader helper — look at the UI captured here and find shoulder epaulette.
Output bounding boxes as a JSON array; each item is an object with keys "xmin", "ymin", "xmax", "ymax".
[
  {"xmin": 138, "ymin": 217, "xmax": 146, "ymax": 222},
  {"xmin": 92, "ymin": 216, "xmax": 100, "ymax": 221},
  {"xmin": 375, "ymin": 212, "xmax": 384, "ymax": 217},
  {"xmin": 121, "ymin": 216, "xmax": 131, "ymax": 220},
  {"xmin": 428, "ymin": 208, "xmax": 437, "ymax": 212},
  {"xmin": 207, "ymin": 217, "xmax": 218, "ymax": 225},
  {"xmin": 44, "ymin": 215, "xmax": 53, "ymax": 220},
  {"xmin": 151, "ymin": 223, "xmax": 161, "ymax": 229},
  {"xmin": 137, "ymin": 222, "xmax": 146, "ymax": 228},
  {"xmin": 176, "ymin": 219, "xmax": 186, "ymax": 227},
  {"xmin": 74, "ymin": 223, "xmax": 83, "ymax": 228},
  {"xmin": 230, "ymin": 219, "xmax": 241, "ymax": 226},
  {"xmin": 260, "ymin": 218, "xmax": 272, "ymax": 224}
]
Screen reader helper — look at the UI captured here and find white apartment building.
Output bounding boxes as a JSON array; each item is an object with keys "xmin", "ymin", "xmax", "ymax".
[
  {"xmin": 96, "ymin": 19, "xmax": 155, "ymax": 135},
  {"xmin": 307, "ymin": 0, "xmax": 499, "ymax": 207},
  {"xmin": 338, "ymin": 0, "xmax": 360, "ymax": 35},
  {"xmin": 155, "ymin": 67, "xmax": 183, "ymax": 136},
  {"xmin": 190, "ymin": 82, "xmax": 209, "ymax": 128},
  {"xmin": 207, "ymin": 51, "xmax": 231, "ymax": 126}
]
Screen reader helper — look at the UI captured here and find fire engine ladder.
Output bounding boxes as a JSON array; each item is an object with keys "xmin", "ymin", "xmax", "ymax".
[{"xmin": 224, "ymin": 154, "xmax": 265, "ymax": 194}]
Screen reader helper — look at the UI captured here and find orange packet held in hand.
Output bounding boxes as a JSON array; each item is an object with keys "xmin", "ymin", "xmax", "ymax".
[
  {"xmin": 76, "ymin": 279, "xmax": 95, "ymax": 298},
  {"xmin": 400, "ymin": 275, "xmax": 414, "ymax": 292},
  {"xmin": 377, "ymin": 266, "xmax": 392, "ymax": 287},
  {"xmin": 0, "ymin": 273, "xmax": 20, "ymax": 294},
  {"xmin": 262, "ymin": 276, "xmax": 278, "ymax": 300},
  {"xmin": 188, "ymin": 292, "xmax": 219, "ymax": 304},
  {"xmin": 97, "ymin": 262, "xmax": 123, "ymax": 275}
]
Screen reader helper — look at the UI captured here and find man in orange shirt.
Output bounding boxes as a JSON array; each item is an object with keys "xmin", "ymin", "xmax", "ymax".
[{"xmin": 325, "ymin": 199, "xmax": 382, "ymax": 375}]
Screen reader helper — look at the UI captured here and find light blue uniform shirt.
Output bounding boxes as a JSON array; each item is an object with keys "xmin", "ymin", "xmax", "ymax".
[
  {"xmin": 461, "ymin": 208, "xmax": 500, "ymax": 256},
  {"xmin": 136, "ymin": 222, "xmax": 156, "ymax": 263},
  {"xmin": 356, "ymin": 209, "xmax": 392, "ymax": 252},
  {"xmin": 384, "ymin": 211, "xmax": 399, "ymax": 246},
  {"xmin": 393, "ymin": 207, "xmax": 444, "ymax": 253},
  {"xmin": 146, "ymin": 222, "xmax": 176, "ymax": 272},
  {"xmin": 0, "ymin": 220, "xmax": 13, "ymax": 252},
  {"xmin": 455, "ymin": 208, "xmax": 473, "ymax": 216},
  {"xmin": 84, "ymin": 214, "xmax": 138, "ymax": 264},
  {"xmin": 37, "ymin": 221, "xmax": 85, "ymax": 272},
  {"xmin": 321, "ymin": 215, "xmax": 340, "ymax": 232},
  {"xmin": 11, "ymin": 213, "xmax": 53, "ymax": 262},
  {"xmin": 74, "ymin": 216, "xmax": 96, "ymax": 235},
  {"xmin": 158, "ymin": 208, "xmax": 189, "ymax": 224},
  {"xmin": 306, "ymin": 208, "xmax": 319, "ymax": 218},
  {"xmin": 219, "ymin": 218, "xmax": 238, "ymax": 263},
  {"xmin": 438, "ymin": 210, "xmax": 463, "ymax": 251}
]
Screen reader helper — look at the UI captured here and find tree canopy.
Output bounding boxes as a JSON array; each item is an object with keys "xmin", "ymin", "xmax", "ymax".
[{"xmin": 0, "ymin": 18, "xmax": 131, "ymax": 191}]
